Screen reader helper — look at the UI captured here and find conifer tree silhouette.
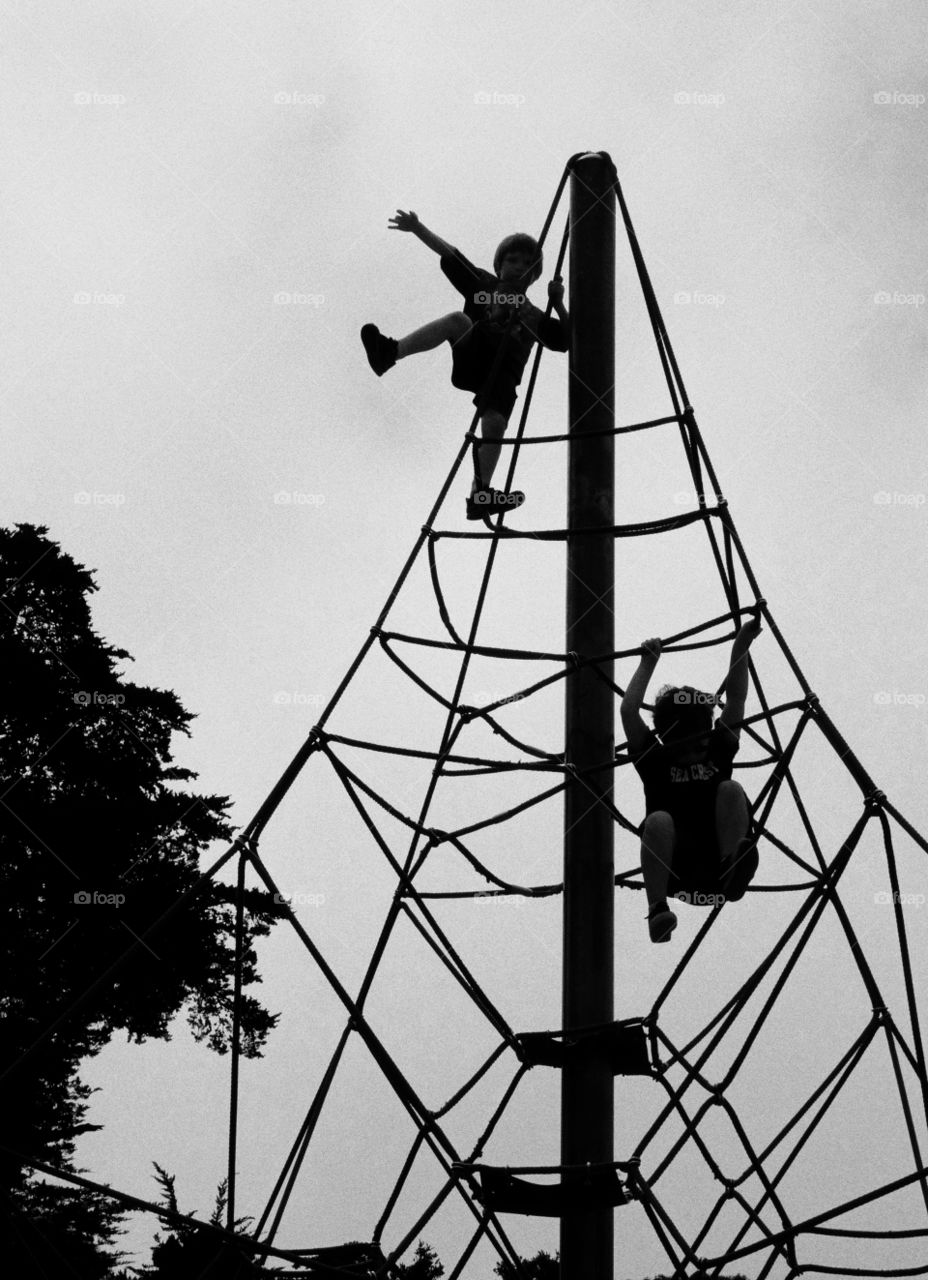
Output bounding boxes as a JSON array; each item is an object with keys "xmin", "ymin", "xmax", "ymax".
[{"xmin": 0, "ymin": 523, "xmax": 280, "ymax": 1276}]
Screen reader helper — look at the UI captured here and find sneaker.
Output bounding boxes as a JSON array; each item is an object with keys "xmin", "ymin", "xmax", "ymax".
[
  {"xmin": 466, "ymin": 487, "xmax": 526, "ymax": 520},
  {"xmin": 647, "ymin": 902, "xmax": 678, "ymax": 944},
  {"xmin": 720, "ymin": 836, "xmax": 759, "ymax": 902},
  {"xmin": 360, "ymin": 324, "xmax": 397, "ymax": 376}
]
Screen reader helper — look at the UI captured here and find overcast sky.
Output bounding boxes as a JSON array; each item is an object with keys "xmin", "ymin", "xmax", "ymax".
[{"xmin": 5, "ymin": 1, "xmax": 928, "ymax": 1275}]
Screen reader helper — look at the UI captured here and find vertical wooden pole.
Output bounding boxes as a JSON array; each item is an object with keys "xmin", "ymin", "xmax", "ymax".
[{"xmin": 561, "ymin": 150, "xmax": 616, "ymax": 1280}]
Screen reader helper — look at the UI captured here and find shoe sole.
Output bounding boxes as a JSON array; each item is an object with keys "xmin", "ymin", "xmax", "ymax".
[
  {"xmin": 360, "ymin": 324, "xmax": 391, "ymax": 376},
  {"xmin": 466, "ymin": 508, "xmax": 524, "ymax": 520},
  {"xmin": 648, "ymin": 911, "xmax": 678, "ymax": 943},
  {"xmin": 466, "ymin": 493, "xmax": 525, "ymax": 520}
]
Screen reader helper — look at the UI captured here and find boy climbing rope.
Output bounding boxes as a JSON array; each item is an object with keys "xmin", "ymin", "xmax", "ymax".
[
  {"xmin": 360, "ymin": 210, "xmax": 570, "ymax": 520},
  {"xmin": 621, "ymin": 615, "xmax": 763, "ymax": 943}
]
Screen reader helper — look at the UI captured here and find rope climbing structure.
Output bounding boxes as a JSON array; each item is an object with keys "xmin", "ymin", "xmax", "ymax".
[{"xmin": 18, "ymin": 153, "xmax": 928, "ymax": 1279}]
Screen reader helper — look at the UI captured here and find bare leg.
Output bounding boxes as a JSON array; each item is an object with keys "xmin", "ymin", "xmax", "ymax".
[
  {"xmin": 717, "ymin": 778, "xmax": 757, "ymax": 901},
  {"xmin": 397, "ymin": 311, "xmax": 471, "ymax": 359},
  {"xmin": 473, "ymin": 409, "xmax": 509, "ymax": 490},
  {"xmin": 642, "ymin": 811, "xmax": 678, "ymax": 942},
  {"xmin": 641, "ymin": 811, "xmax": 675, "ymax": 910},
  {"xmin": 715, "ymin": 779, "xmax": 749, "ymax": 862}
]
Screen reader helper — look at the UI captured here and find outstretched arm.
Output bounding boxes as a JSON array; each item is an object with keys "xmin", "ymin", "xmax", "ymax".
[
  {"xmin": 389, "ymin": 209, "xmax": 455, "ymax": 258},
  {"xmin": 719, "ymin": 614, "xmax": 763, "ymax": 735},
  {"xmin": 620, "ymin": 638, "xmax": 662, "ymax": 753}
]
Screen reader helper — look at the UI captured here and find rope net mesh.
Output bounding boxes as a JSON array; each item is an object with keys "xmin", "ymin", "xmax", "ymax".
[{"xmin": 25, "ymin": 158, "xmax": 928, "ymax": 1279}]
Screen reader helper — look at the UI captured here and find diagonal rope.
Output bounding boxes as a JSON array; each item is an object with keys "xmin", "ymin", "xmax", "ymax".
[{"xmin": 17, "ymin": 155, "xmax": 928, "ymax": 1279}]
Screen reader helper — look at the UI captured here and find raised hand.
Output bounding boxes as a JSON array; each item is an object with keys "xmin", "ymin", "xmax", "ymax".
[
  {"xmin": 389, "ymin": 209, "xmax": 420, "ymax": 233},
  {"xmin": 547, "ymin": 276, "xmax": 565, "ymax": 306},
  {"xmin": 738, "ymin": 611, "xmax": 763, "ymax": 643}
]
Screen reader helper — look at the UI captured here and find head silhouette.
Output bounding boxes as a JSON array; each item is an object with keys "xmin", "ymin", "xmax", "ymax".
[
  {"xmin": 652, "ymin": 684, "xmax": 718, "ymax": 745},
  {"xmin": 493, "ymin": 233, "xmax": 543, "ymax": 284}
]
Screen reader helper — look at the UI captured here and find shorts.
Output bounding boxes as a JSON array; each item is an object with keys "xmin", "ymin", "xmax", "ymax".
[
  {"xmin": 639, "ymin": 810, "xmax": 723, "ymax": 901},
  {"xmin": 667, "ymin": 833, "xmax": 724, "ymax": 903},
  {"xmin": 642, "ymin": 809, "xmax": 758, "ymax": 905},
  {"xmin": 448, "ymin": 325, "xmax": 519, "ymax": 418}
]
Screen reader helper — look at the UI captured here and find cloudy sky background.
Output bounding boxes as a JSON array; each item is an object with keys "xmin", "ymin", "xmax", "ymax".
[{"xmin": 5, "ymin": 1, "xmax": 928, "ymax": 1274}]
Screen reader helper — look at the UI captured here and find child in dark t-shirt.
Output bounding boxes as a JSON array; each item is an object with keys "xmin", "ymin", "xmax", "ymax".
[
  {"xmin": 360, "ymin": 209, "xmax": 570, "ymax": 520},
  {"xmin": 620, "ymin": 617, "xmax": 762, "ymax": 943}
]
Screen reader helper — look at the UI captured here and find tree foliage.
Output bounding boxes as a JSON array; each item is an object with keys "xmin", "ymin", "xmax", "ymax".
[
  {"xmin": 396, "ymin": 1240, "xmax": 444, "ymax": 1277},
  {"xmin": 494, "ymin": 1249, "xmax": 558, "ymax": 1279},
  {"xmin": 494, "ymin": 1252, "xmax": 748, "ymax": 1279},
  {"xmin": 134, "ymin": 1166, "xmax": 272, "ymax": 1278},
  {"xmin": 0, "ymin": 524, "xmax": 281, "ymax": 1275}
]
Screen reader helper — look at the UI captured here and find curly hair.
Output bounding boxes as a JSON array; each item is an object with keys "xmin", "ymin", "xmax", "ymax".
[
  {"xmin": 652, "ymin": 683, "xmax": 719, "ymax": 743},
  {"xmin": 493, "ymin": 233, "xmax": 543, "ymax": 284}
]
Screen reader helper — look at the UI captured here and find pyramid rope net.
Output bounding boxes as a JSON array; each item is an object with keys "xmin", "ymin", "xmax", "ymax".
[{"xmin": 16, "ymin": 157, "xmax": 928, "ymax": 1280}]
